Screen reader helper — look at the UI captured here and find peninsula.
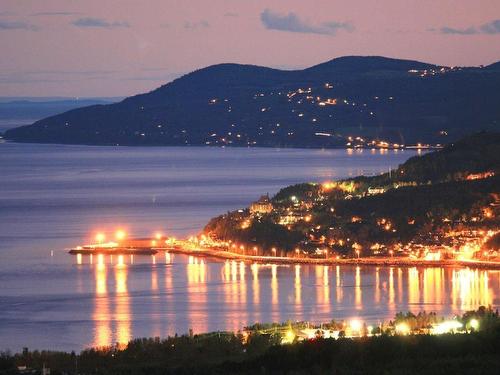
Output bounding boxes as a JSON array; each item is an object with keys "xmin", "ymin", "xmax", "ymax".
[{"xmin": 201, "ymin": 132, "xmax": 500, "ymax": 264}]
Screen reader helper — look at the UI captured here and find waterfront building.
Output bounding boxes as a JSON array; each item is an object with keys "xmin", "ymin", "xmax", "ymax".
[{"xmin": 250, "ymin": 194, "xmax": 273, "ymax": 215}]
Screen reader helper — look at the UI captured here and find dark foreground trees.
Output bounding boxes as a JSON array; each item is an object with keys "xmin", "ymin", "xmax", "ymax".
[{"xmin": 2, "ymin": 308, "xmax": 500, "ymax": 375}]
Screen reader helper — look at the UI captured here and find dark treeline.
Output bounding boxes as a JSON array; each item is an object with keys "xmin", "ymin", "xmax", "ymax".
[{"xmin": 1, "ymin": 308, "xmax": 500, "ymax": 374}]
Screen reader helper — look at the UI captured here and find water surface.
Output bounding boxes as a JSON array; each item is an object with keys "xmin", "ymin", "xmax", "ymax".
[{"xmin": 1, "ymin": 142, "xmax": 497, "ymax": 351}]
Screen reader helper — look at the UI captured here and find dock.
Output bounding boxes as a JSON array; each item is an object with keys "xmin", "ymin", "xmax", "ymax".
[
  {"xmin": 69, "ymin": 246, "xmax": 158, "ymax": 255},
  {"xmin": 68, "ymin": 236, "xmax": 170, "ymax": 255}
]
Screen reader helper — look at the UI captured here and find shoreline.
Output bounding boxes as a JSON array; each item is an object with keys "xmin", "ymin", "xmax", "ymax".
[
  {"xmin": 167, "ymin": 246, "xmax": 500, "ymax": 270},
  {"xmin": 1, "ymin": 139, "xmax": 439, "ymax": 150}
]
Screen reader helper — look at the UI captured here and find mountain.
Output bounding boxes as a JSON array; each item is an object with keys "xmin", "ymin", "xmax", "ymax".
[
  {"xmin": 0, "ymin": 97, "xmax": 122, "ymax": 133},
  {"xmin": 4, "ymin": 56, "xmax": 500, "ymax": 146},
  {"xmin": 486, "ymin": 61, "xmax": 500, "ymax": 70}
]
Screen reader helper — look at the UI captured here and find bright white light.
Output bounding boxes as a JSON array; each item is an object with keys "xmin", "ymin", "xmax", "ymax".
[
  {"xmin": 115, "ymin": 230, "xmax": 126, "ymax": 240},
  {"xmin": 470, "ymin": 319, "xmax": 479, "ymax": 330},
  {"xmin": 350, "ymin": 319, "xmax": 362, "ymax": 332},
  {"xmin": 395, "ymin": 323, "xmax": 410, "ymax": 335},
  {"xmin": 432, "ymin": 320, "xmax": 462, "ymax": 334}
]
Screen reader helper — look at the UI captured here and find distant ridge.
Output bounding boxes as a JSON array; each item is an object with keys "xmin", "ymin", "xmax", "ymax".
[
  {"xmin": 486, "ymin": 61, "xmax": 500, "ymax": 70},
  {"xmin": 4, "ymin": 56, "xmax": 500, "ymax": 146},
  {"xmin": 304, "ymin": 55, "xmax": 437, "ymax": 74}
]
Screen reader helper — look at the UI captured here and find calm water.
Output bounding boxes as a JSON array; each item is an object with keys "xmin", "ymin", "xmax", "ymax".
[{"xmin": 0, "ymin": 142, "xmax": 498, "ymax": 351}]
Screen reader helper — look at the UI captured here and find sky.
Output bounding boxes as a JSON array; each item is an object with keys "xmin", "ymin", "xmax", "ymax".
[{"xmin": 1, "ymin": 0, "xmax": 499, "ymax": 97}]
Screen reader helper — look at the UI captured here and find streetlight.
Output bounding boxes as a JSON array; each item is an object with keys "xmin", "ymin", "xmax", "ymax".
[
  {"xmin": 350, "ymin": 319, "xmax": 362, "ymax": 334},
  {"xmin": 95, "ymin": 233, "xmax": 105, "ymax": 245},
  {"xmin": 470, "ymin": 319, "xmax": 479, "ymax": 331},
  {"xmin": 155, "ymin": 232, "xmax": 162, "ymax": 240},
  {"xmin": 115, "ymin": 230, "xmax": 126, "ymax": 241}
]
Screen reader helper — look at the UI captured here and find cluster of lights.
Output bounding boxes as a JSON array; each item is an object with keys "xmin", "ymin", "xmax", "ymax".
[{"xmin": 92, "ymin": 230, "xmax": 167, "ymax": 245}]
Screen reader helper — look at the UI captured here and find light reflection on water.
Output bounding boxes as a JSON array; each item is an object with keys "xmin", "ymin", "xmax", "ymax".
[
  {"xmin": 81, "ymin": 253, "xmax": 500, "ymax": 349},
  {"xmin": 0, "ymin": 143, "xmax": 497, "ymax": 352}
]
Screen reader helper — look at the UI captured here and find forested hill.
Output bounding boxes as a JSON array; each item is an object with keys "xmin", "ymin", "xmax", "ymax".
[
  {"xmin": 4, "ymin": 56, "xmax": 500, "ymax": 146},
  {"xmin": 204, "ymin": 132, "xmax": 500, "ymax": 255},
  {"xmin": 349, "ymin": 131, "xmax": 500, "ymax": 187}
]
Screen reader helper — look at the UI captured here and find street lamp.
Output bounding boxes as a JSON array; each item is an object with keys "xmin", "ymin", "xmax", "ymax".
[
  {"xmin": 115, "ymin": 230, "xmax": 126, "ymax": 241},
  {"xmin": 95, "ymin": 233, "xmax": 105, "ymax": 245},
  {"xmin": 470, "ymin": 319, "xmax": 479, "ymax": 330}
]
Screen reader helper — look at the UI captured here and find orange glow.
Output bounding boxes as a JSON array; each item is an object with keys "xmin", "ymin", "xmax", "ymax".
[
  {"xmin": 408, "ymin": 267, "xmax": 420, "ymax": 304},
  {"xmin": 388, "ymin": 267, "xmax": 395, "ymax": 308},
  {"xmin": 251, "ymin": 263, "xmax": 260, "ymax": 305},
  {"xmin": 295, "ymin": 265, "xmax": 301, "ymax": 305},
  {"xmin": 424, "ymin": 251, "xmax": 441, "ymax": 261},
  {"xmin": 271, "ymin": 264, "xmax": 278, "ymax": 307},
  {"xmin": 355, "ymin": 266, "xmax": 362, "ymax": 309},
  {"xmin": 114, "ymin": 262, "xmax": 130, "ymax": 347},
  {"xmin": 336, "ymin": 265, "xmax": 343, "ymax": 303},
  {"xmin": 93, "ymin": 259, "xmax": 110, "ymax": 348},
  {"xmin": 95, "ymin": 232, "xmax": 105, "ymax": 243},
  {"xmin": 115, "ymin": 230, "xmax": 126, "ymax": 241}
]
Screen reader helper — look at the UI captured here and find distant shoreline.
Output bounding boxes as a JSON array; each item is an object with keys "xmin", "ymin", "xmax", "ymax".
[
  {"xmin": 167, "ymin": 246, "xmax": 500, "ymax": 270},
  {"xmin": 1, "ymin": 138, "xmax": 440, "ymax": 150}
]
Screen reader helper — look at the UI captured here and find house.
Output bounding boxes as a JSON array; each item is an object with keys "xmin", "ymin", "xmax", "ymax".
[
  {"xmin": 367, "ymin": 186, "xmax": 386, "ymax": 195},
  {"xmin": 250, "ymin": 194, "xmax": 273, "ymax": 215}
]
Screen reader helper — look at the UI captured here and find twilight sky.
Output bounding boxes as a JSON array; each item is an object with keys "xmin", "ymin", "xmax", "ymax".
[{"xmin": 1, "ymin": 0, "xmax": 499, "ymax": 97}]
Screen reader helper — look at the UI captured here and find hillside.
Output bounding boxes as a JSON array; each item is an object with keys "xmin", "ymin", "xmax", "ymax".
[
  {"xmin": 204, "ymin": 132, "xmax": 500, "ymax": 257},
  {"xmin": 0, "ymin": 97, "xmax": 120, "ymax": 133},
  {"xmin": 4, "ymin": 56, "xmax": 500, "ymax": 146}
]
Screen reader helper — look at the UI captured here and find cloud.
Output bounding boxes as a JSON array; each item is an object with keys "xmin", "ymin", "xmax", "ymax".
[
  {"xmin": 479, "ymin": 19, "xmax": 500, "ymax": 34},
  {"xmin": 71, "ymin": 17, "xmax": 130, "ymax": 29},
  {"xmin": 0, "ymin": 20, "xmax": 39, "ymax": 31},
  {"xmin": 224, "ymin": 12, "xmax": 239, "ymax": 17},
  {"xmin": 440, "ymin": 19, "xmax": 500, "ymax": 35},
  {"xmin": 183, "ymin": 20, "xmax": 210, "ymax": 29},
  {"xmin": 440, "ymin": 26, "xmax": 477, "ymax": 35},
  {"xmin": 31, "ymin": 12, "xmax": 81, "ymax": 17},
  {"xmin": 260, "ymin": 9, "xmax": 353, "ymax": 36}
]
